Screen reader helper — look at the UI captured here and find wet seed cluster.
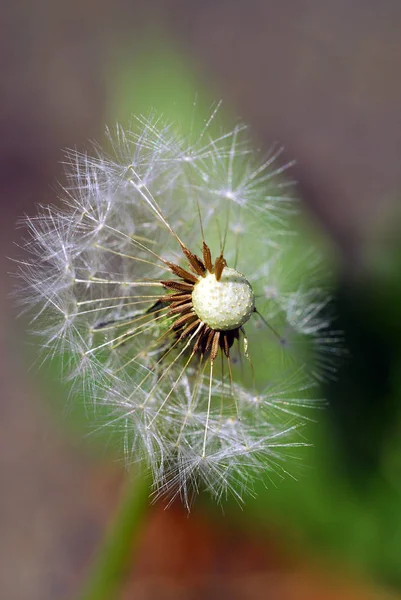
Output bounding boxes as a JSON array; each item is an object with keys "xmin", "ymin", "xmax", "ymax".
[{"xmin": 160, "ymin": 241, "xmax": 255, "ymax": 363}]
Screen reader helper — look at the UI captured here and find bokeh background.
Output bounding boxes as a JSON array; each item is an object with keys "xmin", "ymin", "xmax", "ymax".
[{"xmin": 2, "ymin": 1, "xmax": 401, "ymax": 599}]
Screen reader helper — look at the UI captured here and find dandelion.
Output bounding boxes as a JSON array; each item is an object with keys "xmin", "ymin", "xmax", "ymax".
[{"xmin": 16, "ymin": 109, "xmax": 339, "ymax": 506}]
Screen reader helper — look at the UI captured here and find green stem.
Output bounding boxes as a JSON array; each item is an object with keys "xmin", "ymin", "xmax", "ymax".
[{"xmin": 77, "ymin": 473, "xmax": 150, "ymax": 600}]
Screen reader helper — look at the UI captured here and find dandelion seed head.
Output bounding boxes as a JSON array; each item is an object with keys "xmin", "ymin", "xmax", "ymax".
[{"xmin": 15, "ymin": 110, "xmax": 341, "ymax": 506}]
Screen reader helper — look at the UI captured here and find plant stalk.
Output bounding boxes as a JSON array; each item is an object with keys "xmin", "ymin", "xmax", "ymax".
[{"xmin": 77, "ymin": 473, "xmax": 149, "ymax": 600}]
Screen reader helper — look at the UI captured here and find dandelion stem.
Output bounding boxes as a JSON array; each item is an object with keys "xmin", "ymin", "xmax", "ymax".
[{"xmin": 78, "ymin": 473, "xmax": 149, "ymax": 600}]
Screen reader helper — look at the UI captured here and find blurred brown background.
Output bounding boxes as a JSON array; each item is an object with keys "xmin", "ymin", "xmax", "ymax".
[{"xmin": 2, "ymin": 1, "xmax": 401, "ymax": 599}]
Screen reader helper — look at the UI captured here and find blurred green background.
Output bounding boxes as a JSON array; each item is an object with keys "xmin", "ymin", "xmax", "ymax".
[{"xmin": 2, "ymin": 2, "xmax": 401, "ymax": 599}]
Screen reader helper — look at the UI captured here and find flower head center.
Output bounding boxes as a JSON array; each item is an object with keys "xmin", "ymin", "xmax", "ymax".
[{"xmin": 192, "ymin": 268, "xmax": 255, "ymax": 331}]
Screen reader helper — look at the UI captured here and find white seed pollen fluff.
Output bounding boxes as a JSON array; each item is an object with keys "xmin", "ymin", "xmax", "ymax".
[
  {"xmin": 192, "ymin": 267, "xmax": 255, "ymax": 331},
  {"xmin": 16, "ymin": 110, "xmax": 339, "ymax": 507}
]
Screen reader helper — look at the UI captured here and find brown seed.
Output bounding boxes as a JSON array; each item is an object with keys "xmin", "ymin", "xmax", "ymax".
[
  {"xmin": 202, "ymin": 242, "xmax": 213, "ymax": 272},
  {"xmin": 161, "ymin": 280, "xmax": 194, "ymax": 292},
  {"xmin": 179, "ymin": 318, "xmax": 201, "ymax": 339},
  {"xmin": 181, "ymin": 246, "xmax": 206, "ymax": 276},
  {"xmin": 205, "ymin": 328, "xmax": 216, "ymax": 352},
  {"xmin": 210, "ymin": 331, "xmax": 221, "ymax": 361},
  {"xmin": 168, "ymin": 301, "xmax": 193, "ymax": 315},
  {"xmin": 214, "ymin": 255, "xmax": 227, "ymax": 281},
  {"xmin": 167, "ymin": 262, "xmax": 199, "ymax": 284},
  {"xmin": 172, "ymin": 312, "xmax": 196, "ymax": 330},
  {"xmin": 159, "ymin": 293, "xmax": 192, "ymax": 303},
  {"xmin": 222, "ymin": 333, "xmax": 230, "ymax": 357}
]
